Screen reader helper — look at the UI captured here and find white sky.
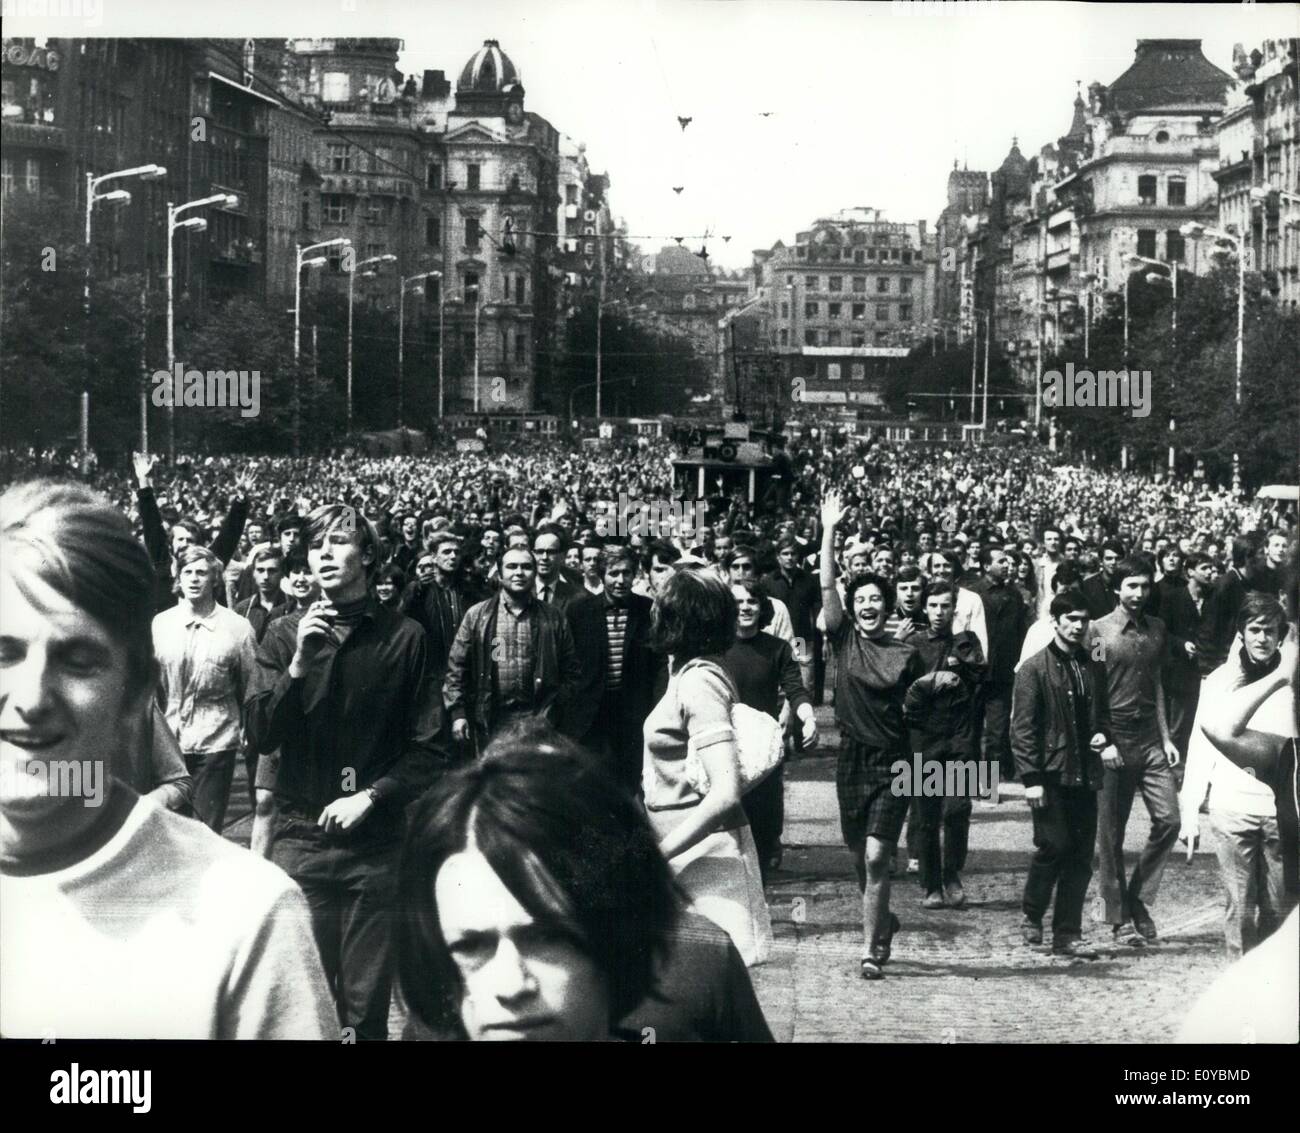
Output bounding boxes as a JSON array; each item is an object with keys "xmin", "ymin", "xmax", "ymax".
[{"xmin": 15, "ymin": 0, "xmax": 1300, "ymax": 270}]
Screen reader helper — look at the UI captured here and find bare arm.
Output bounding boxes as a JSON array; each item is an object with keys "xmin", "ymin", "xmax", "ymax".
[
  {"xmin": 1200, "ymin": 650, "xmax": 1292, "ymax": 773},
  {"xmin": 819, "ymin": 489, "xmax": 846, "ymax": 635}
]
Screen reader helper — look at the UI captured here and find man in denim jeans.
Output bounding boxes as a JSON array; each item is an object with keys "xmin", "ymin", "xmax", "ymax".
[{"xmin": 1091, "ymin": 557, "xmax": 1181, "ymax": 945}]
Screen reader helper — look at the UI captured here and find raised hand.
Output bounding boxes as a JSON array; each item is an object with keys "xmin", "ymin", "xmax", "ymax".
[
  {"xmin": 132, "ymin": 452, "xmax": 157, "ymax": 488},
  {"xmin": 821, "ymin": 488, "xmax": 847, "ymax": 530}
]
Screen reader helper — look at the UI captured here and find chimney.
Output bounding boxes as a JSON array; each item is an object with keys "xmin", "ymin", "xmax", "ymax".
[{"xmin": 422, "ymin": 69, "xmax": 450, "ymax": 98}]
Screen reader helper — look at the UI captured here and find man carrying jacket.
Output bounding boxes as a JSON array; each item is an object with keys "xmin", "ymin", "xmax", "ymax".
[
  {"xmin": 1012, "ymin": 589, "xmax": 1118, "ymax": 959},
  {"xmin": 444, "ymin": 545, "xmax": 582, "ymax": 757}
]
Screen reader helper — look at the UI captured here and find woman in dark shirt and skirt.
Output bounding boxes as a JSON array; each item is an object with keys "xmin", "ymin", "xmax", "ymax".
[
  {"xmin": 723, "ymin": 580, "xmax": 819, "ymax": 882},
  {"xmin": 818, "ymin": 491, "xmax": 926, "ymax": 979}
]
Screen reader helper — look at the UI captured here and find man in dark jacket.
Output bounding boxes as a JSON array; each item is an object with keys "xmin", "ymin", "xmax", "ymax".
[
  {"xmin": 967, "ymin": 547, "xmax": 1028, "ymax": 781},
  {"xmin": 765, "ymin": 537, "xmax": 821, "ymax": 693},
  {"xmin": 1159, "ymin": 551, "xmax": 1213, "ymax": 762},
  {"xmin": 1079, "ymin": 539, "xmax": 1124, "ymax": 621},
  {"xmin": 587, "ymin": 547, "xmax": 656, "ymax": 795},
  {"xmin": 444, "ymin": 545, "xmax": 582, "ymax": 757},
  {"xmin": 902, "ymin": 581, "xmax": 988, "ymax": 909},
  {"xmin": 1011, "ymin": 589, "xmax": 1118, "ymax": 959},
  {"xmin": 1197, "ymin": 536, "xmax": 1253, "ymax": 676},
  {"xmin": 246, "ymin": 504, "xmax": 442, "ymax": 1040}
]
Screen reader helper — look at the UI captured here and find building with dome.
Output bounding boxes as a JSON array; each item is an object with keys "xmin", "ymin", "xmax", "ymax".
[{"xmin": 423, "ymin": 38, "xmax": 561, "ymax": 413}]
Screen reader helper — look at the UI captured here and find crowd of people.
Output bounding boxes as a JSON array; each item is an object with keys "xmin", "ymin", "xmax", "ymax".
[{"xmin": 0, "ymin": 427, "xmax": 1296, "ymax": 1042}]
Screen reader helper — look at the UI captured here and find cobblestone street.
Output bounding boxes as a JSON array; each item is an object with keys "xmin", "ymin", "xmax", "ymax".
[{"xmin": 751, "ymin": 709, "xmax": 1232, "ymax": 1044}]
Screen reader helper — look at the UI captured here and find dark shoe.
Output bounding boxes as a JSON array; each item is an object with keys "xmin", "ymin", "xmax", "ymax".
[
  {"xmin": 1021, "ymin": 917, "xmax": 1043, "ymax": 945},
  {"xmin": 1112, "ymin": 922, "xmax": 1146, "ymax": 946},
  {"xmin": 943, "ymin": 876, "xmax": 966, "ymax": 909},
  {"xmin": 921, "ymin": 890, "xmax": 945, "ymax": 909},
  {"xmin": 1052, "ymin": 938, "xmax": 1101, "ymax": 960},
  {"xmin": 1131, "ymin": 905, "xmax": 1158, "ymax": 940},
  {"xmin": 860, "ymin": 957, "xmax": 885, "ymax": 980}
]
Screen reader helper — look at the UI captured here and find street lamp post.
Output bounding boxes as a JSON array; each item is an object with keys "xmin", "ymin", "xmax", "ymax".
[
  {"xmin": 398, "ymin": 270, "xmax": 439, "ymax": 427},
  {"xmin": 83, "ymin": 163, "xmax": 165, "ymax": 467},
  {"xmin": 346, "ymin": 252, "xmax": 396, "ymax": 436},
  {"xmin": 425, "ymin": 270, "xmax": 445, "ymax": 419},
  {"xmin": 166, "ymin": 192, "xmax": 239, "ymax": 463},
  {"xmin": 1180, "ymin": 221, "xmax": 1246, "ymax": 491},
  {"xmin": 293, "ymin": 238, "xmax": 350, "ymax": 457}
]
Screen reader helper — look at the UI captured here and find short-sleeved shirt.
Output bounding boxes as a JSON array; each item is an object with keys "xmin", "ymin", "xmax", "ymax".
[
  {"xmin": 828, "ymin": 620, "xmax": 925, "ymax": 750},
  {"xmin": 1091, "ymin": 607, "xmax": 1166, "ymax": 733}
]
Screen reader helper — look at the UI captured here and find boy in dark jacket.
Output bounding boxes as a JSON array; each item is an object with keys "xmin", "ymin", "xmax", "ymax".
[
  {"xmin": 903, "ymin": 581, "xmax": 988, "ymax": 909},
  {"xmin": 1011, "ymin": 590, "xmax": 1118, "ymax": 958}
]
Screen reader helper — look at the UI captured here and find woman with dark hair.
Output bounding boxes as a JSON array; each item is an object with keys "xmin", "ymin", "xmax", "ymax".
[
  {"xmin": 642, "ymin": 569, "xmax": 773, "ymax": 965},
  {"xmin": 395, "ymin": 724, "xmax": 772, "ymax": 1041},
  {"xmin": 724, "ymin": 581, "xmax": 817, "ymax": 881},
  {"xmin": 818, "ymin": 490, "xmax": 926, "ymax": 980},
  {"xmin": 1010, "ymin": 549, "xmax": 1038, "ymax": 615},
  {"xmin": 374, "ymin": 564, "xmax": 406, "ymax": 608}
]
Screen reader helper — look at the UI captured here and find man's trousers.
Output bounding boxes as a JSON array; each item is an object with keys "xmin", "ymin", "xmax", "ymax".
[
  {"xmin": 271, "ymin": 818, "xmax": 400, "ymax": 1041},
  {"xmin": 1023, "ymin": 783, "xmax": 1098, "ymax": 942}
]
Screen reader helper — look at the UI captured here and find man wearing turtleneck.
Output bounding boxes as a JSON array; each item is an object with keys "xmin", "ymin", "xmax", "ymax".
[{"xmin": 247, "ymin": 504, "xmax": 442, "ymax": 1040}]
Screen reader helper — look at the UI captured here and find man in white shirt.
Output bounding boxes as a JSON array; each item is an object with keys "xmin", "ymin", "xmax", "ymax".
[
  {"xmin": 0, "ymin": 480, "xmax": 334, "ymax": 1040},
  {"xmin": 1179, "ymin": 595, "xmax": 1294, "ymax": 958},
  {"xmin": 928, "ymin": 550, "xmax": 988, "ymax": 660}
]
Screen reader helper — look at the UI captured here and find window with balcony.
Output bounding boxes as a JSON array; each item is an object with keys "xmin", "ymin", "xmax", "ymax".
[
  {"xmin": 1136, "ymin": 229, "xmax": 1157, "ymax": 258},
  {"xmin": 1167, "ymin": 177, "xmax": 1186, "ymax": 207},
  {"xmin": 852, "ymin": 303, "xmax": 865, "ymax": 320},
  {"xmin": 1166, "ymin": 230, "xmax": 1186, "ymax": 262},
  {"xmin": 876, "ymin": 277, "xmax": 889, "ymax": 293},
  {"xmin": 876, "ymin": 305, "xmax": 890, "ymax": 321},
  {"xmin": 465, "ymin": 163, "xmax": 480, "ymax": 191},
  {"xmin": 829, "ymin": 276, "xmax": 843, "ymax": 292},
  {"xmin": 827, "ymin": 331, "xmax": 842, "ymax": 347},
  {"xmin": 804, "ymin": 301, "xmax": 818, "ymax": 318},
  {"xmin": 828, "ymin": 302, "xmax": 842, "ymax": 319},
  {"xmin": 875, "ymin": 330, "xmax": 889, "ymax": 345},
  {"xmin": 465, "ymin": 217, "xmax": 481, "ymax": 249},
  {"xmin": 851, "ymin": 332, "xmax": 865, "ymax": 347},
  {"xmin": 427, "ymin": 163, "xmax": 442, "ymax": 191},
  {"xmin": 804, "ymin": 329, "xmax": 817, "ymax": 345},
  {"xmin": 323, "ymin": 194, "xmax": 348, "ymax": 224},
  {"xmin": 328, "ymin": 143, "xmax": 352, "ymax": 172},
  {"xmin": 426, "ymin": 216, "xmax": 441, "ymax": 246},
  {"xmin": 1138, "ymin": 175, "xmax": 1157, "ymax": 206}
]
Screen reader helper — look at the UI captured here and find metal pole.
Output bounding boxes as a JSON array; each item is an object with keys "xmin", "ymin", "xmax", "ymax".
[
  {"xmin": 473, "ymin": 290, "xmax": 481, "ymax": 414},
  {"xmin": 1034, "ymin": 306, "xmax": 1043, "ymax": 430},
  {"xmin": 438, "ymin": 289, "xmax": 445, "ymax": 419},
  {"xmin": 398, "ymin": 284, "xmax": 406, "ymax": 428},
  {"xmin": 1084, "ymin": 290, "xmax": 1090, "ymax": 357},
  {"xmin": 82, "ymin": 176, "xmax": 93, "ymax": 473},
  {"xmin": 596, "ymin": 232, "xmax": 605, "ymax": 418},
  {"xmin": 80, "ymin": 392, "xmax": 89, "ymax": 468},
  {"xmin": 140, "ymin": 280, "xmax": 149, "ymax": 455},
  {"xmin": 346, "ymin": 263, "xmax": 354, "ymax": 436},
  {"xmin": 1123, "ymin": 272, "xmax": 1129, "ymax": 362},
  {"xmin": 1171, "ymin": 262, "xmax": 1178, "ymax": 336},
  {"xmin": 969, "ymin": 311, "xmax": 978, "ymax": 422},
  {"xmin": 1233, "ymin": 238, "xmax": 1244, "ymax": 493},
  {"xmin": 293, "ymin": 253, "xmax": 302, "ymax": 457},
  {"xmin": 981, "ymin": 311, "xmax": 990, "ymax": 430},
  {"xmin": 166, "ymin": 203, "xmax": 176, "ymax": 464}
]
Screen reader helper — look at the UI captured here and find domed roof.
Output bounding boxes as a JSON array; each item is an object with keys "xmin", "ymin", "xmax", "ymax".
[{"xmin": 458, "ymin": 39, "xmax": 519, "ymax": 92}]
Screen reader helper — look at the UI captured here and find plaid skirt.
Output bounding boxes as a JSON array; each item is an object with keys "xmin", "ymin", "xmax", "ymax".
[{"xmin": 836, "ymin": 739, "xmax": 909, "ymax": 848}]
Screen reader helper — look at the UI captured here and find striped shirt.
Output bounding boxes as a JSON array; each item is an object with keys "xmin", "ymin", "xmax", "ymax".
[{"xmin": 604, "ymin": 600, "xmax": 629, "ymax": 690}]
